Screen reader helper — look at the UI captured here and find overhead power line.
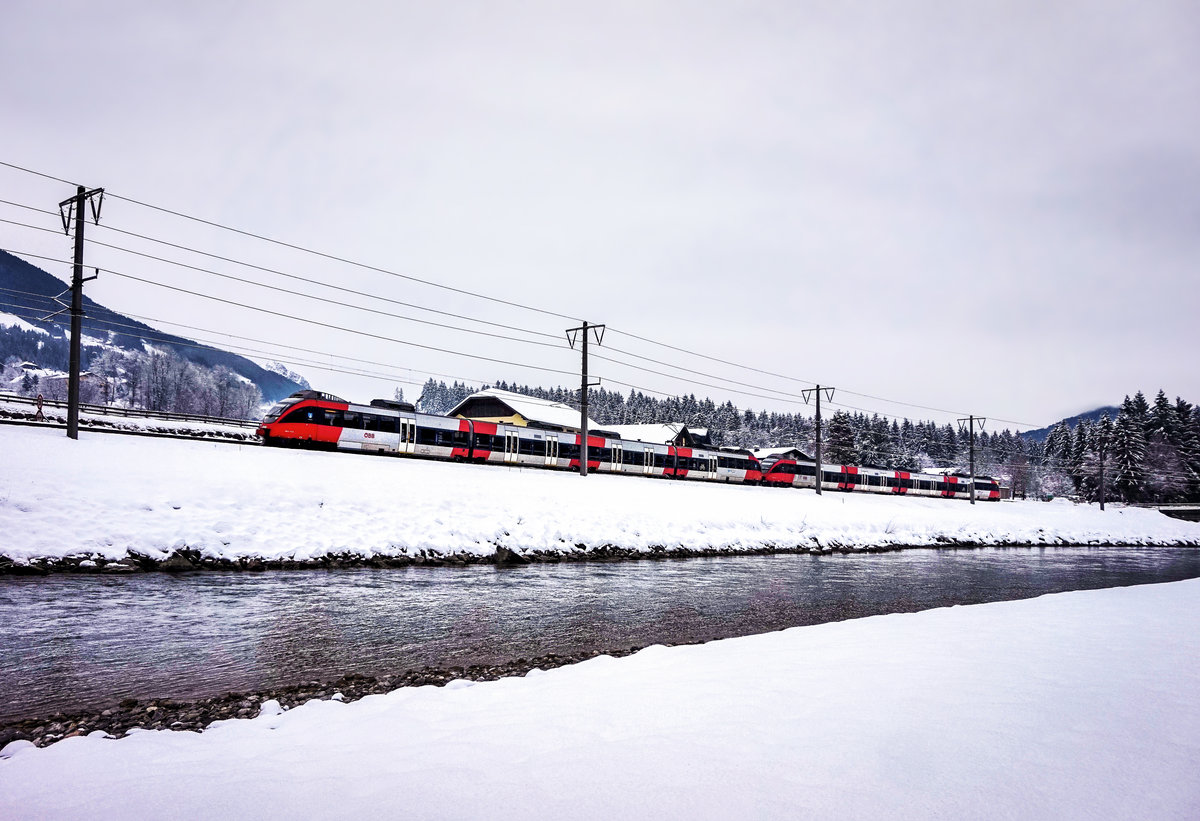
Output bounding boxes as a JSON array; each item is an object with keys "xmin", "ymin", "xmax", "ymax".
[
  {"xmin": 0, "ymin": 210, "xmax": 563, "ymax": 343},
  {"xmin": 0, "ymin": 247, "xmax": 579, "ymax": 380},
  {"xmin": 0, "ymin": 163, "xmax": 1051, "ymax": 427},
  {"xmin": 0, "ymin": 160, "xmax": 581, "ymax": 323},
  {"xmin": 80, "ymin": 236, "xmax": 567, "ymax": 350}
]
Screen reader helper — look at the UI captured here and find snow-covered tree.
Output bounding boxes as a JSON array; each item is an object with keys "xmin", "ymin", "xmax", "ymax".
[
  {"xmin": 1111, "ymin": 398, "xmax": 1148, "ymax": 502},
  {"xmin": 823, "ymin": 410, "xmax": 857, "ymax": 466}
]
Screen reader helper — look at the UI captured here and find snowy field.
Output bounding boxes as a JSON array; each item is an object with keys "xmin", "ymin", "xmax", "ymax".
[
  {"xmin": 2, "ymin": 579, "xmax": 1198, "ymax": 819},
  {"xmin": 1, "ymin": 426, "xmax": 1198, "ymax": 566}
]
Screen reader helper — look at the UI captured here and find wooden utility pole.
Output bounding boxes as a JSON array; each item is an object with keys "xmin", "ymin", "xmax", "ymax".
[
  {"xmin": 566, "ymin": 321, "xmax": 604, "ymax": 476},
  {"xmin": 56, "ymin": 185, "xmax": 104, "ymax": 440},
  {"xmin": 802, "ymin": 386, "xmax": 834, "ymax": 495}
]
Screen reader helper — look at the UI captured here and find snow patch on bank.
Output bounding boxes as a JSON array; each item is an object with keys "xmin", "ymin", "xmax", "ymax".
[
  {"xmin": 0, "ymin": 425, "xmax": 1197, "ymax": 566},
  {"xmin": 1, "ymin": 579, "xmax": 1198, "ymax": 819}
]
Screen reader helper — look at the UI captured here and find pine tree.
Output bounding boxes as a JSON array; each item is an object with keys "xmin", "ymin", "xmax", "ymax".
[
  {"xmin": 1069, "ymin": 421, "xmax": 1090, "ymax": 490},
  {"xmin": 1111, "ymin": 398, "xmax": 1148, "ymax": 502},
  {"xmin": 1148, "ymin": 390, "xmax": 1177, "ymax": 442},
  {"xmin": 824, "ymin": 410, "xmax": 857, "ymax": 466}
]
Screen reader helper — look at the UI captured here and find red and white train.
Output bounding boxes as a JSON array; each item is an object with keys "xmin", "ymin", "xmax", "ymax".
[{"xmin": 257, "ymin": 391, "xmax": 1002, "ymax": 500}]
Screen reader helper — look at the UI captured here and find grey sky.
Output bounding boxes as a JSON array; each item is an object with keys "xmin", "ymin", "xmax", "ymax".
[{"xmin": 3, "ymin": 1, "xmax": 1197, "ymax": 429}]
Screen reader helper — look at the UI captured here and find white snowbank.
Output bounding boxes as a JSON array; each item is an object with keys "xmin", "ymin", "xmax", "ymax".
[
  {"xmin": 1, "ymin": 426, "xmax": 1197, "ymax": 565},
  {"xmin": 2, "ymin": 579, "xmax": 1198, "ymax": 819}
]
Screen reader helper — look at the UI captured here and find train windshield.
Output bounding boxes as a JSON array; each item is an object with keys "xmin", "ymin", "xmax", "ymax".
[{"xmin": 262, "ymin": 398, "xmax": 300, "ymax": 423}]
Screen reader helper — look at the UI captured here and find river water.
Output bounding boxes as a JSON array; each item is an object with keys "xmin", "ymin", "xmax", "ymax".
[{"xmin": 2, "ymin": 546, "xmax": 1199, "ymax": 722}]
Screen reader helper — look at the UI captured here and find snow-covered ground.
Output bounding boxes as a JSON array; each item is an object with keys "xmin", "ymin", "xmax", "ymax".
[
  {"xmin": 1, "ymin": 426, "xmax": 1198, "ymax": 566},
  {"xmin": 2, "ymin": 579, "xmax": 1198, "ymax": 819}
]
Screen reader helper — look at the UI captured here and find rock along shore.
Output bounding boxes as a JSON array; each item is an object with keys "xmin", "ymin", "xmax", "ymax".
[
  {"xmin": 4, "ymin": 539, "xmax": 1196, "ymax": 576},
  {"xmin": 0, "ymin": 648, "xmax": 651, "ymax": 751}
]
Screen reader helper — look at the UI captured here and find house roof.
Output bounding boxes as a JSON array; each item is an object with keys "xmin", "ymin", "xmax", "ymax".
[
  {"xmin": 752, "ymin": 446, "xmax": 813, "ymax": 461},
  {"xmin": 447, "ymin": 388, "xmax": 601, "ymax": 432}
]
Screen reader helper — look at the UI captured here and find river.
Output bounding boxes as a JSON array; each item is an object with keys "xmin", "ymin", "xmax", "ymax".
[{"xmin": 2, "ymin": 546, "xmax": 1198, "ymax": 722}]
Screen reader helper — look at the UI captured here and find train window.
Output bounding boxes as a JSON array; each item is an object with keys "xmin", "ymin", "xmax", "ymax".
[
  {"xmin": 364, "ymin": 414, "xmax": 383, "ymax": 432},
  {"xmin": 867, "ymin": 475, "xmax": 881, "ymax": 487},
  {"xmin": 417, "ymin": 427, "xmax": 440, "ymax": 446},
  {"xmin": 560, "ymin": 442, "xmax": 580, "ymax": 461},
  {"xmin": 281, "ymin": 407, "xmax": 319, "ymax": 425},
  {"xmin": 797, "ymin": 464, "xmax": 815, "ymax": 476},
  {"xmin": 919, "ymin": 480, "xmax": 933, "ymax": 491},
  {"xmin": 902, "ymin": 478, "xmax": 914, "ymax": 489},
  {"xmin": 518, "ymin": 438, "xmax": 539, "ymax": 456},
  {"xmin": 473, "ymin": 433, "xmax": 493, "ymax": 450}
]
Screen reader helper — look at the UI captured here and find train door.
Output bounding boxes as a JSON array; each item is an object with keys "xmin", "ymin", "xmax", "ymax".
[
  {"xmin": 709, "ymin": 456, "xmax": 718, "ymax": 480},
  {"xmin": 545, "ymin": 435, "xmax": 558, "ymax": 467},
  {"xmin": 643, "ymin": 448, "xmax": 654, "ymax": 475},
  {"xmin": 399, "ymin": 418, "xmax": 416, "ymax": 455},
  {"xmin": 504, "ymin": 429, "xmax": 519, "ymax": 464},
  {"xmin": 612, "ymin": 443, "xmax": 623, "ymax": 472}
]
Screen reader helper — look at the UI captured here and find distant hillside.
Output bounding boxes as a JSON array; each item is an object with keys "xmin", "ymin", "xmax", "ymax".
[
  {"xmin": 0, "ymin": 250, "xmax": 303, "ymax": 402},
  {"xmin": 1019, "ymin": 406, "xmax": 1122, "ymax": 443}
]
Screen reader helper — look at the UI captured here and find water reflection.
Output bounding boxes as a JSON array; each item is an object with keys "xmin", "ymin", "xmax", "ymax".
[{"xmin": 1, "ymin": 547, "xmax": 1198, "ymax": 721}]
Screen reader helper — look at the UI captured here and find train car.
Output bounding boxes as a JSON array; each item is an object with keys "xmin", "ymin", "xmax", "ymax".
[
  {"xmin": 258, "ymin": 391, "xmax": 472, "ymax": 459},
  {"xmin": 760, "ymin": 458, "xmax": 1001, "ymax": 501},
  {"xmin": 665, "ymin": 446, "xmax": 761, "ymax": 484}
]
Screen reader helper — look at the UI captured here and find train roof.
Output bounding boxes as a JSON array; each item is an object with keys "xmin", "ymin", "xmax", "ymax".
[
  {"xmin": 288, "ymin": 390, "xmax": 348, "ymax": 403},
  {"xmin": 370, "ymin": 398, "xmax": 416, "ymax": 412}
]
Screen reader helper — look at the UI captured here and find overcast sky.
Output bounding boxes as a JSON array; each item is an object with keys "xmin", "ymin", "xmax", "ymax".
[{"xmin": 3, "ymin": 1, "xmax": 1198, "ymax": 430}]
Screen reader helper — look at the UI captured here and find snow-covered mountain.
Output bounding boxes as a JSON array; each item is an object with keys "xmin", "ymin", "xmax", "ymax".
[
  {"xmin": 261, "ymin": 361, "xmax": 311, "ymax": 390},
  {"xmin": 1020, "ymin": 406, "xmax": 1122, "ymax": 444},
  {"xmin": 0, "ymin": 250, "xmax": 305, "ymax": 403}
]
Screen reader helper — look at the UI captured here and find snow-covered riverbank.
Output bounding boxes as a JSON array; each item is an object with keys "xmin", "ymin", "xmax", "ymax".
[
  {"xmin": 3, "ymin": 579, "xmax": 1198, "ymax": 819},
  {"xmin": 2, "ymin": 426, "xmax": 1198, "ymax": 568}
]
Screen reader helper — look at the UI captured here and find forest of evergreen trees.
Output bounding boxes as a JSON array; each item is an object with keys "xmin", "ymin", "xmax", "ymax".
[{"xmin": 415, "ymin": 379, "xmax": 1200, "ymax": 504}]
